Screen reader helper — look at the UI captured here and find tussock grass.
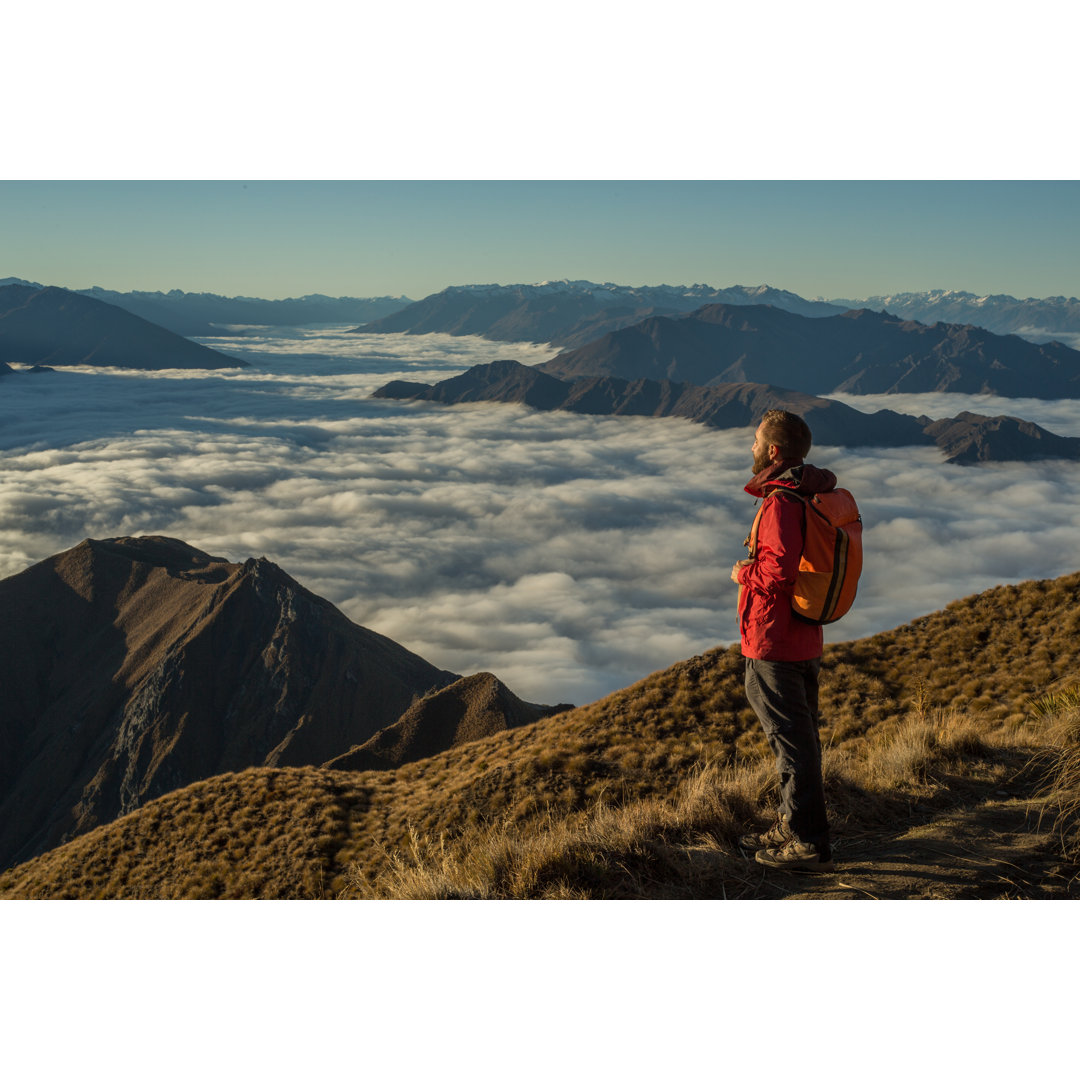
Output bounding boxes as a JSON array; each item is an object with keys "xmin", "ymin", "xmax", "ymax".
[
  {"xmin": 822, "ymin": 572, "xmax": 1080, "ymax": 735},
  {"xmin": 1028, "ymin": 694, "xmax": 1080, "ymax": 858},
  {"xmin": 858, "ymin": 710, "xmax": 993, "ymax": 790},
  {"xmin": 1028, "ymin": 685, "xmax": 1080, "ymax": 721},
  {"xmin": 349, "ymin": 759, "xmax": 779, "ymax": 900},
  {"xmin": 5, "ymin": 571, "xmax": 1080, "ymax": 899},
  {"xmin": 0, "ymin": 768, "xmax": 364, "ymax": 899},
  {"xmin": 350, "ymin": 707, "xmax": 1038, "ymax": 900}
]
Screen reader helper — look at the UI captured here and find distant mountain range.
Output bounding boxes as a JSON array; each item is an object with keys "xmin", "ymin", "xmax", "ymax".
[
  {"xmin": 374, "ymin": 359, "xmax": 1080, "ymax": 464},
  {"xmin": 351, "ymin": 281, "xmax": 846, "ymax": 349},
  {"xmin": 8, "ymin": 275, "xmax": 1080, "ymax": 350},
  {"xmin": 0, "ymin": 285, "xmax": 246, "ymax": 370},
  {"xmin": 351, "ymin": 280, "xmax": 1080, "ymax": 351},
  {"xmin": 828, "ymin": 289, "xmax": 1080, "ymax": 344},
  {"xmin": 537, "ymin": 303, "xmax": 1080, "ymax": 399},
  {"xmin": 0, "ymin": 278, "xmax": 412, "ymax": 337},
  {"xmin": 0, "ymin": 536, "xmax": 560, "ymax": 871}
]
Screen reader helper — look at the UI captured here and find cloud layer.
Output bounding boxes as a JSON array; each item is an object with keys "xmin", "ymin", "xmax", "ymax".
[{"xmin": 3, "ymin": 327, "xmax": 1080, "ymax": 704}]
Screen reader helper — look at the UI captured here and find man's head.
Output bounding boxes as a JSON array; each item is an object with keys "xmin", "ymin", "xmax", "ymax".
[{"xmin": 751, "ymin": 409, "xmax": 812, "ymax": 473}]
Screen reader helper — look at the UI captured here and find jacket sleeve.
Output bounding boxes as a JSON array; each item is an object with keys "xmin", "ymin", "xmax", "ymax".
[{"xmin": 737, "ymin": 495, "xmax": 803, "ymax": 598}]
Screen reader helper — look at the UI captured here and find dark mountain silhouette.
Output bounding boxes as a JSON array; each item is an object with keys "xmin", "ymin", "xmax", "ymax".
[
  {"xmin": 0, "ymin": 536, "xmax": 485, "ymax": 870},
  {"xmin": 919, "ymin": 411, "xmax": 1080, "ymax": 464},
  {"xmin": 0, "ymin": 286, "xmax": 247, "ymax": 369},
  {"xmin": 375, "ymin": 360, "xmax": 922, "ymax": 445},
  {"xmin": 373, "ymin": 360, "xmax": 1080, "ymax": 464},
  {"xmin": 0, "ymin": 283, "xmax": 42, "ymax": 315},
  {"xmin": 351, "ymin": 282, "xmax": 845, "ymax": 349},
  {"xmin": 537, "ymin": 303, "xmax": 1080, "ymax": 399},
  {"xmin": 324, "ymin": 672, "xmax": 571, "ymax": 772}
]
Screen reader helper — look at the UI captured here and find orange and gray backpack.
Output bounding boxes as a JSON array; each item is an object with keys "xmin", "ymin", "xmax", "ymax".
[{"xmin": 747, "ymin": 488, "xmax": 863, "ymax": 624}]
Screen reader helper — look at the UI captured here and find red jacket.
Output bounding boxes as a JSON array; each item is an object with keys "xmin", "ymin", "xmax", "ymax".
[{"xmin": 736, "ymin": 460, "xmax": 837, "ymax": 661}]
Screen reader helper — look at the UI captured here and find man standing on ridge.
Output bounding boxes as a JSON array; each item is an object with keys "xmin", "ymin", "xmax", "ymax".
[{"xmin": 731, "ymin": 409, "xmax": 836, "ymax": 873}]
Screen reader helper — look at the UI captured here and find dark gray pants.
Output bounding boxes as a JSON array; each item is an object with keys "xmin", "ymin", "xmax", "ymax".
[{"xmin": 744, "ymin": 656, "xmax": 830, "ymax": 857}]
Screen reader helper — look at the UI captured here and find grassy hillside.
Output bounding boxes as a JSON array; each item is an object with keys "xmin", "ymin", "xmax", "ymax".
[{"xmin": 4, "ymin": 572, "xmax": 1080, "ymax": 899}]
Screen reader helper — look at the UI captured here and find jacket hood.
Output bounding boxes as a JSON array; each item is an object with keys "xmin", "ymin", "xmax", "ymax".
[{"xmin": 744, "ymin": 460, "xmax": 837, "ymax": 498}]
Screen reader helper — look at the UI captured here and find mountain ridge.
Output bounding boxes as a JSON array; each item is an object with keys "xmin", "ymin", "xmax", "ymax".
[
  {"xmin": 0, "ymin": 536, "xmax": 552, "ymax": 871},
  {"xmin": 348, "ymin": 279, "xmax": 1080, "ymax": 351},
  {"xmin": 350, "ymin": 281, "xmax": 846, "ymax": 349},
  {"xmin": 8, "ymin": 276, "xmax": 1079, "ymax": 346},
  {"xmin": 373, "ymin": 359, "xmax": 1080, "ymax": 464},
  {"xmin": 324, "ymin": 671, "xmax": 571, "ymax": 772},
  {"xmin": 827, "ymin": 288, "xmax": 1080, "ymax": 344},
  {"xmin": 0, "ymin": 285, "xmax": 247, "ymax": 369},
  {"xmin": 537, "ymin": 302, "xmax": 1080, "ymax": 400},
  {"xmin": 0, "ymin": 278, "xmax": 412, "ymax": 337},
  {"xmin": 3, "ymin": 568, "xmax": 1079, "ymax": 899}
]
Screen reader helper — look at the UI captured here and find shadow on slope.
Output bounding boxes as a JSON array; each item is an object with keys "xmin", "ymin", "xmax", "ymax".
[
  {"xmin": 4, "ymin": 708, "xmax": 1074, "ymax": 900},
  {"xmin": 0, "ymin": 535, "xmax": 459, "ymax": 870},
  {"xmin": 351, "ymin": 713, "xmax": 1075, "ymax": 900}
]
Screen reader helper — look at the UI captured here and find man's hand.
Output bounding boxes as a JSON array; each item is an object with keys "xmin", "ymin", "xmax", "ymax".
[{"xmin": 731, "ymin": 558, "xmax": 752, "ymax": 583}]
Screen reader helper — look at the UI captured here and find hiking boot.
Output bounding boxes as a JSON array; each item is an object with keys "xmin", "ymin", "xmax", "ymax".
[
  {"xmin": 738, "ymin": 815, "xmax": 792, "ymax": 853},
  {"xmin": 755, "ymin": 840, "xmax": 835, "ymax": 874}
]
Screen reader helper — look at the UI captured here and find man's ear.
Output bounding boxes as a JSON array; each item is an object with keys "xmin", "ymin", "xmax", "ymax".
[{"xmin": 768, "ymin": 442, "xmax": 782, "ymax": 463}]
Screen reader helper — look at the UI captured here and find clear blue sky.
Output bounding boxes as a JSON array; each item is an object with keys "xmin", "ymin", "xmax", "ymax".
[{"xmin": 2, "ymin": 180, "xmax": 1078, "ymax": 302}]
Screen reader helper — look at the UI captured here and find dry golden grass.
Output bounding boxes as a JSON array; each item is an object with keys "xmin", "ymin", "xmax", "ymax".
[
  {"xmin": 1026, "ymin": 688, "xmax": 1080, "ymax": 859},
  {"xmin": 0, "ymin": 768, "xmax": 368, "ymax": 899},
  {"xmin": 4, "ymin": 571, "xmax": 1080, "ymax": 899},
  {"xmin": 344, "ymin": 759, "xmax": 780, "ymax": 900},
  {"xmin": 822, "ymin": 572, "xmax": 1080, "ymax": 738},
  {"xmin": 349, "ymin": 705, "xmax": 1061, "ymax": 899},
  {"xmin": 353, "ymin": 696, "xmax": 1080, "ymax": 901}
]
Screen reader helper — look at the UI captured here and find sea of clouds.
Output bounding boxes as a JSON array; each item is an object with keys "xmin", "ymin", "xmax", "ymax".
[{"xmin": 3, "ymin": 326, "xmax": 1080, "ymax": 705}]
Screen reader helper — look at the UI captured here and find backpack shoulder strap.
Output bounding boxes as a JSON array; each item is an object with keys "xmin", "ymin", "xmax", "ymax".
[{"xmin": 744, "ymin": 489, "xmax": 805, "ymax": 557}]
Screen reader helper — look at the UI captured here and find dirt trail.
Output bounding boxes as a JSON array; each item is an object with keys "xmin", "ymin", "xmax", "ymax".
[{"xmin": 742, "ymin": 794, "xmax": 1076, "ymax": 900}]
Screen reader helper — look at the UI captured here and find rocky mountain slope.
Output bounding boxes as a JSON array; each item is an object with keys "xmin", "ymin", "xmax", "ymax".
[
  {"xmin": 538, "ymin": 304, "xmax": 1080, "ymax": 399},
  {"xmin": 920, "ymin": 411, "xmax": 1080, "ymax": 464},
  {"xmin": 0, "ymin": 285, "xmax": 247, "ymax": 369},
  {"xmin": 325, "ymin": 671, "xmax": 570, "ymax": 772},
  {"xmin": 350, "ymin": 281, "xmax": 845, "ymax": 349},
  {"xmin": 3, "ymin": 569, "xmax": 1078, "ymax": 899},
  {"xmin": 0, "ymin": 536, "xmax": 552, "ymax": 871},
  {"xmin": 374, "ymin": 359, "xmax": 1080, "ymax": 464}
]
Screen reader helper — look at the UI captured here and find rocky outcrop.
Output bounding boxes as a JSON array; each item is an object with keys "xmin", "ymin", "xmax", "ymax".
[
  {"xmin": 919, "ymin": 411, "xmax": 1080, "ymax": 464},
  {"xmin": 0, "ymin": 536, "xmax": 460, "ymax": 869},
  {"xmin": 324, "ymin": 672, "xmax": 571, "ymax": 772}
]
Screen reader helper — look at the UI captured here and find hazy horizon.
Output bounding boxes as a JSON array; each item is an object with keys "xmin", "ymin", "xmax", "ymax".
[
  {"xmin": 4, "ymin": 181, "xmax": 1079, "ymax": 305},
  {"xmin": 9, "ymin": 268, "xmax": 1080, "ymax": 309}
]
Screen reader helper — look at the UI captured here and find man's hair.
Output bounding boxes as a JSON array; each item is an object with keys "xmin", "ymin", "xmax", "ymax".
[{"xmin": 760, "ymin": 409, "xmax": 812, "ymax": 460}]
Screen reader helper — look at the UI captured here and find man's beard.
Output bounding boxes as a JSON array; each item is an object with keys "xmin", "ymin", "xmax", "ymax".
[{"xmin": 752, "ymin": 448, "xmax": 772, "ymax": 474}]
